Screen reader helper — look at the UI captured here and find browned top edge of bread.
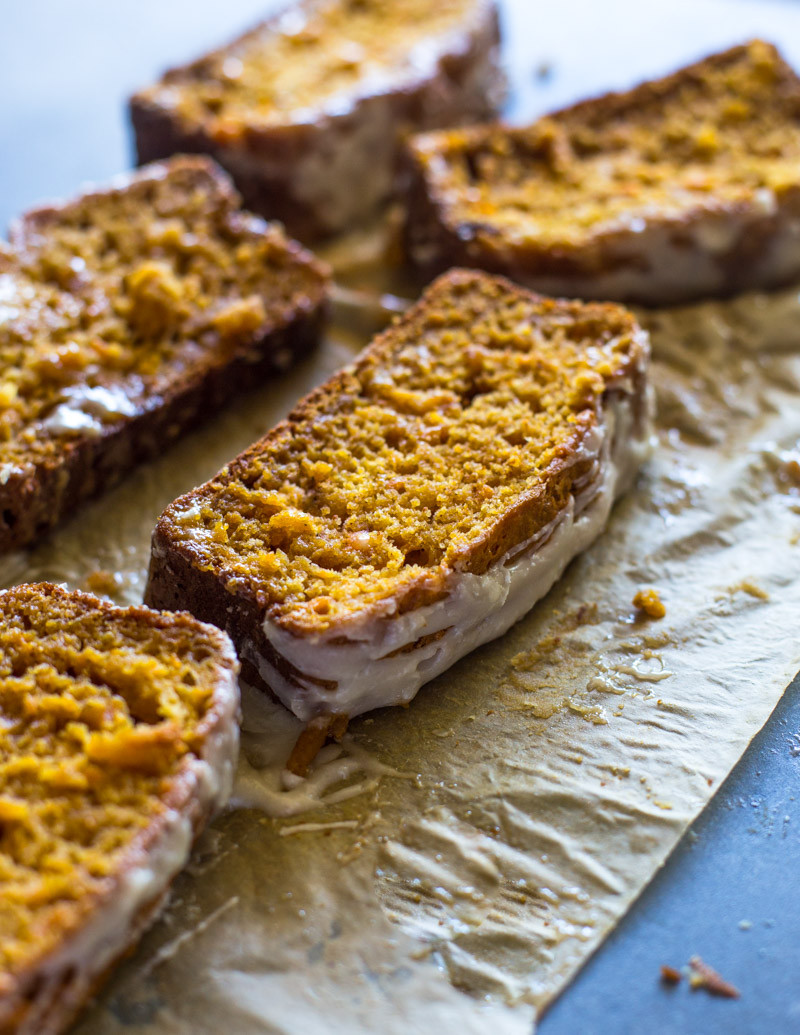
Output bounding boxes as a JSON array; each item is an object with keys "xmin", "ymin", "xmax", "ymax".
[
  {"xmin": 552, "ymin": 39, "xmax": 797, "ymax": 131},
  {"xmin": 9, "ymin": 154, "xmax": 331, "ymax": 309},
  {"xmin": 150, "ymin": 269, "xmax": 649, "ymax": 640},
  {"xmin": 130, "ymin": 0, "xmax": 500, "ymax": 141},
  {"xmin": 0, "ymin": 582, "xmax": 240, "ymax": 1032},
  {"xmin": 9, "ymin": 156, "xmax": 237, "ymax": 243},
  {"xmin": 409, "ymin": 39, "xmax": 798, "ymax": 165}
]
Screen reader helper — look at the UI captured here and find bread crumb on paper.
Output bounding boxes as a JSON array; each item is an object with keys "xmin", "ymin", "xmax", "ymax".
[
  {"xmin": 688, "ymin": 955, "xmax": 740, "ymax": 999},
  {"xmin": 633, "ymin": 588, "xmax": 666, "ymax": 619},
  {"xmin": 660, "ymin": 964, "xmax": 681, "ymax": 985}
]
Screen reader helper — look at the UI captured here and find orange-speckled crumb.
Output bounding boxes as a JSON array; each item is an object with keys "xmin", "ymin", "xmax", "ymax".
[
  {"xmin": 84, "ymin": 570, "xmax": 124, "ymax": 597},
  {"xmin": 660, "ymin": 964, "xmax": 682, "ymax": 985},
  {"xmin": 633, "ymin": 588, "xmax": 666, "ymax": 619}
]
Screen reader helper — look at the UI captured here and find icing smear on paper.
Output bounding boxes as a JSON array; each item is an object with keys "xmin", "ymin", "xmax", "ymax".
[{"xmin": 231, "ymin": 684, "xmax": 411, "ymax": 819}]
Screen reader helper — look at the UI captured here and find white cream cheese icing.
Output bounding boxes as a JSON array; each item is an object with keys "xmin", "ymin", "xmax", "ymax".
[{"xmin": 42, "ymin": 384, "xmax": 138, "ymax": 438}]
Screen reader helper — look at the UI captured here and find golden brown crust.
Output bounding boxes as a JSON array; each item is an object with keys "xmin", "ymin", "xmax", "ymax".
[
  {"xmin": 405, "ymin": 41, "xmax": 800, "ymax": 304},
  {"xmin": 0, "ymin": 156, "xmax": 329, "ymax": 553},
  {"xmin": 0, "ymin": 583, "xmax": 239, "ymax": 1035},
  {"xmin": 145, "ymin": 269, "xmax": 648, "ymax": 654}
]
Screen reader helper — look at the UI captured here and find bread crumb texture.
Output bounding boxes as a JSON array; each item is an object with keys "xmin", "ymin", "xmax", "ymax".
[
  {"xmin": 0, "ymin": 157, "xmax": 324, "ymax": 467},
  {"xmin": 633, "ymin": 588, "xmax": 666, "ymax": 619},
  {"xmin": 162, "ymin": 270, "xmax": 645, "ymax": 635},
  {"xmin": 135, "ymin": 0, "xmax": 477, "ymax": 137},
  {"xmin": 410, "ymin": 41, "xmax": 800, "ymax": 246},
  {"xmin": 0, "ymin": 583, "xmax": 229, "ymax": 990}
]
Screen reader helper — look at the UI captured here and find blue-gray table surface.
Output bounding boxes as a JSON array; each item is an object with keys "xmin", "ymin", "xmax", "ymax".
[{"xmin": 1, "ymin": 1, "xmax": 799, "ymax": 1032}]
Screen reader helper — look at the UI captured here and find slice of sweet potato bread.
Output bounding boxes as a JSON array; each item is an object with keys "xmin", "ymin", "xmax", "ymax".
[
  {"xmin": 0, "ymin": 155, "xmax": 328, "ymax": 552},
  {"xmin": 130, "ymin": 0, "xmax": 503, "ymax": 240},
  {"xmin": 146, "ymin": 269, "xmax": 651, "ymax": 722},
  {"xmin": 405, "ymin": 40, "xmax": 800, "ymax": 304},
  {"xmin": 0, "ymin": 582, "xmax": 239, "ymax": 1035}
]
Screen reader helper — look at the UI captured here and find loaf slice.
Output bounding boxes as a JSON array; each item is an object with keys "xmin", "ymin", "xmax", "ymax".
[
  {"xmin": 405, "ymin": 40, "xmax": 800, "ymax": 305},
  {"xmin": 0, "ymin": 582, "xmax": 239, "ymax": 1035},
  {"xmin": 130, "ymin": 0, "xmax": 503, "ymax": 242},
  {"xmin": 0, "ymin": 155, "xmax": 329, "ymax": 553},
  {"xmin": 145, "ymin": 269, "xmax": 651, "ymax": 723}
]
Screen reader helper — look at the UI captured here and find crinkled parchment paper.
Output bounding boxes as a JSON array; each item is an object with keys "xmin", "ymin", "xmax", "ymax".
[
  {"xmin": 5, "ymin": 229, "xmax": 800, "ymax": 1032},
  {"xmin": 2, "ymin": 247, "xmax": 796, "ymax": 1033}
]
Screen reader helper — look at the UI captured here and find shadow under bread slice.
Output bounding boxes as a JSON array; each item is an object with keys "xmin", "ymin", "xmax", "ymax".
[
  {"xmin": 130, "ymin": 0, "xmax": 503, "ymax": 242},
  {"xmin": 145, "ymin": 269, "xmax": 651, "ymax": 726},
  {"xmin": 0, "ymin": 155, "xmax": 329, "ymax": 553},
  {"xmin": 405, "ymin": 40, "xmax": 800, "ymax": 306},
  {"xmin": 0, "ymin": 582, "xmax": 239, "ymax": 1035}
]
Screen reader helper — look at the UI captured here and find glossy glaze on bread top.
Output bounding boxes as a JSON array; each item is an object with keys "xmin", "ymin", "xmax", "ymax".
[
  {"xmin": 134, "ymin": 0, "xmax": 489, "ymax": 136},
  {"xmin": 0, "ymin": 583, "xmax": 239, "ymax": 1033},
  {"xmin": 406, "ymin": 41, "xmax": 800, "ymax": 302},
  {"xmin": 150, "ymin": 270, "xmax": 648, "ymax": 640}
]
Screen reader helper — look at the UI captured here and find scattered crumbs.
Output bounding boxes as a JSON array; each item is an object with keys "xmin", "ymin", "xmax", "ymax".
[
  {"xmin": 643, "ymin": 631, "xmax": 671, "ymax": 649},
  {"xmin": 601, "ymin": 764, "xmax": 630, "ymax": 778},
  {"xmin": 730, "ymin": 581, "xmax": 770, "ymax": 601},
  {"xmin": 775, "ymin": 451, "xmax": 800, "ymax": 491},
  {"xmin": 738, "ymin": 919, "xmax": 752, "ymax": 931},
  {"xmin": 633, "ymin": 588, "xmax": 666, "ymax": 619},
  {"xmin": 510, "ymin": 604, "xmax": 598, "ymax": 670},
  {"xmin": 660, "ymin": 964, "xmax": 682, "ymax": 985},
  {"xmin": 83, "ymin": 569, "xmax": 124, "ymax": 598},
  {"xmin": 566, "ymin": 698, "xmax": 608, "ymax": 724},
  {"xmin": 688, "ymin": 955, "xmax": 740, "ymax": 999},
  {"xmin": 653, "ymin": 800, "xmax": 673, "ymax": 810}
]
